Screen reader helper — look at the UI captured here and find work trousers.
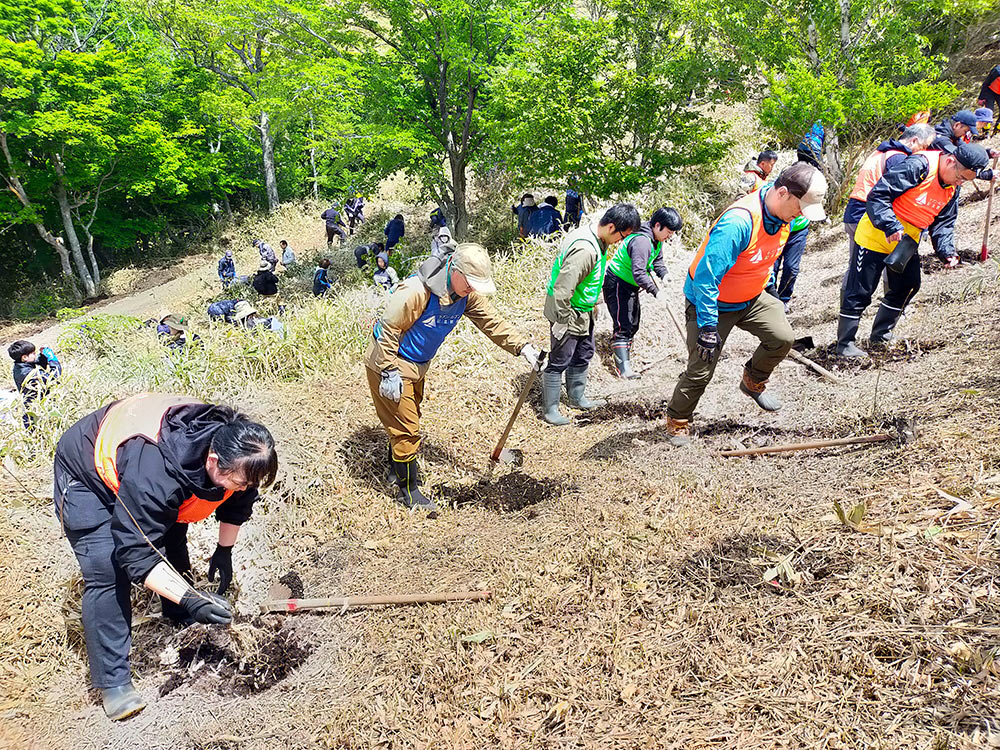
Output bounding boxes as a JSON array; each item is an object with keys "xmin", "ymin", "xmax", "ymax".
[
  {"xmin": 366, "ymin": 367, "xmax": 425, "ymax": 462},
  {"xmin": 53, "ymin": 459, "xmax": 191, "ymax": 689},
  {"xmin": 326, "ymin": 225, "xmax": 346, "ymax": 244},
  {"xmin": 602, "ymin": 275, "xmax": 641, "ymax": 344},
  {"xmin": 771, "ymin": 226, "xmax": 808, "ymax": 302},
  {"xmin": 545, "ymin": 319, "xmax": 596, "ymax": 374},
  {"xmin": 667, "ymin": 293, "xmax": 794, "ymax": 420},
  {"xmin": 839, "ymin": 243, "xmax": 921, "ymax": 321}
]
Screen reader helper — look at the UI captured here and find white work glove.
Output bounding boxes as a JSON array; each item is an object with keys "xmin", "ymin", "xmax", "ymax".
[
  {"xmin": 520, "ymin": 343, "xmax": 542, "ymax": 369},
  {"xmin": 551, "ymin": 322, "xmax": 569, "ymax": 342},
  {"xmin": 379, "ymin": 369, "xmax": 403, "ymax": 402}
]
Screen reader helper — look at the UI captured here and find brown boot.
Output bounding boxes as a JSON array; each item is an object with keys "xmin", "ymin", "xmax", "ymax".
[
  {"xmin": 666, "ymin": 417, "xmax": 691, "ymax": 447},
  {"xmin": 739, "ymin": 370, "xmax": 782, "ymax": 411}
]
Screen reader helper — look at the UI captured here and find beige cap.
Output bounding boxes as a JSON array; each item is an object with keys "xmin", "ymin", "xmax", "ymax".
[
  {"xmin": 160, "ymin": 314, "xmax": 188, "ymax": 332},
  {"xmin": 233, "ymin": 301, "xmax": 257, "ymax": 321},
  {"xmin": 787, "ymin": 165, "xmax": 828, "ymax": 221},
  {"xmin": 452, "ymin": 243, "xmax": 496, "ymax": 295}
]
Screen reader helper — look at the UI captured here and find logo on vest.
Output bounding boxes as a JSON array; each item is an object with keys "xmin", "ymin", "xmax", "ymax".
[
  {"xmin": 749, "ymin": 249, "xmax": 764, "ymax": 263},
  {"xmin": 423, "ymin": 315, "xmax": 436, "ymax": 327}
]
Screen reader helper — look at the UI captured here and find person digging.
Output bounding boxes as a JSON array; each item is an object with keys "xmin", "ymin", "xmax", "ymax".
[
  {"xmin": 53, "ymin": 393, "xmax": 277, "ymax": 720},
  {"xmin": 366, "ymin": 243, "xmax": 541, "ymax": 513},
  {"xmin": 542, "ymin": 203, "xmax": 642, "ymax": 424},
  {"xmin": 665, "ymin": 162, "xmax": 828, "ymax": 446},
  {"xmin": 837, "ymin": 142, "xmax": 989, "ymax": 358},
  {"xmin": 602, "ymin": 207, "xmax": 683, "ymax": 379}
]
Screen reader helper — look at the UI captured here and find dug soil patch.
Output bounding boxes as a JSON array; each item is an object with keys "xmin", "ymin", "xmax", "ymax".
[
  {"xmin": 438, "ymin": 471, "xmax": 570, "ymax": 512},
  {"xmin": 676, "ymin": 532, "xmax": 853, "ymax": 594},
  {"xmin": 805, "ymin": 339, "xmax": 947, "ymax": 371},
  {"xmin": 141, "ymin": 617, "xmax": 312, "ymax": 697},
  {"xmin": 922, "ymin": 249, "xmax": 983, "ymax": 273}
]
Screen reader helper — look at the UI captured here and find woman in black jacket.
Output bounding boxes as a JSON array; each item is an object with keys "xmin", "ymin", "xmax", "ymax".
[
  {"xmin": 53, "ymin": 394, "xmax": 277, "ymax": 720},
  {"xmin": 251, "ymin": 261, "xmax": 279, "ymax": 297}
]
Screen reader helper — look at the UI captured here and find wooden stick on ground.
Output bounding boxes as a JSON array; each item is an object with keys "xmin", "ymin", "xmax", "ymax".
[
  {"xmin": 261, "ymin": 590, "xmax": 492, "ymax": 614},
  {"xmin": 720, "ymin": 433, "xmax": 892, "ymax": 457},
  {"xmin": 981, "ymin": 154, "xmax": 999, "ymax": 262},
  {"xmin": 786, "ymin": 348, "xmax": 844, "ymax": 384}
]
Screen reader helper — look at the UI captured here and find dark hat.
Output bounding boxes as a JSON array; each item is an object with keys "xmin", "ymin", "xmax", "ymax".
[
  {"xmin": 953, "ymin": 110, "xmax": 980, "ymax": 135},
  {"xmin": 953, "ymin": 142, "xmax": 990, "ymax": 173}
]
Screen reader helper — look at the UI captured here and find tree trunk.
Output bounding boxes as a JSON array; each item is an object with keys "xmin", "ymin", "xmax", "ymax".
[
  {"xmin": 448, "ymin": 150, "xmax": 469, "ymax": 240},
  {"xmin": 259, "ymin": 109, "xmax": 280, "ymax": 212},
  {"xmin": 0, "ymin": 131, "xmax": 80, "ymax": 298},
  {"xmin": 52, "ymin": 167, "xmax": 98, "ymax": 298},
  {"xmin": 824, "ymin": 126, "xmax": 846, "ymax": 213},
  {"xmin": 222, "ymin": 193, "xmax": 233, "ymax": 219},
  {"xmin": 83, "ymin": 229, "xmax": 101, "ymax": 289},
  {"xmin": 308, "ymin": 110, "xmax": 319, "ymax": 200}
]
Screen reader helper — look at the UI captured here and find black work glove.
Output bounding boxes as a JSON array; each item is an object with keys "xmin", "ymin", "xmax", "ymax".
[
  {"xmin": 978, "ymin": 168, "xmax": 995, "ymax": 181},
  {"xmin": 207, "ymin": 544, "xmax": 234, "ymax": 595},
  {"xmin": 696, "ymin": 326, "xmax": 719, "ymax": 363},
  {"xmin": 179, "ymin": 589, "xmax": 233, "ymax": 624}
]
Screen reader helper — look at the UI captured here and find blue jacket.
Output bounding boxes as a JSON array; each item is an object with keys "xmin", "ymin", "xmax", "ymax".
[
  {"xmin": 526, "ymin": 204, "xmax": 562, "ymax": 237},
  {"xmin": 207, "ymin": 300, "xmax": 238, "ymax": 321},
  {"xmin": 842, "ymin": 139, "xmax": 914, "ymax": 225},
  {"xmin": 218, "ymin": 256, "xmax": 235, "ymax": 279},
  {"xmin": 798, "ymin": 121, "xmax": 825, "ymax": 156},
  {"xmin": 684, "ymin": 187, "xmax": 788, "ymax": 328},
  {"xmin": 313, "ymin": 267, "xmax": 332, "ymax": 296},
  {"xmin": 384, "ymin": 217, "xmax": 405, "ymax": 246}
]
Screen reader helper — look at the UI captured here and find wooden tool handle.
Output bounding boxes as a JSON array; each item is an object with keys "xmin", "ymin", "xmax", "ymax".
[
  {"xmin": 490, "ymin": 351, "xmax": 545, "ymax": 462},
  {"xmin": 981, "ymin": 154, "xmax": 999, "ymax": 261},
  {"xmin": 261, "ymin": 590, "xmax": 492, "ymax": 614},
  {"xmin": 787, "ymin": 348, "xmax": 844, "ymax": 384},
  {"xmin": 720, "ymin": 433, "xmax": 892, "ymax": 457}
]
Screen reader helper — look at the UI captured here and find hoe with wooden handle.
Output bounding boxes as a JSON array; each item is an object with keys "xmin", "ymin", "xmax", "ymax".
[
  {"xmin": 490, "ymin": 349, "xmax": 547, "ymax": 466},
  {"xmin": 981, "ymin": 154, "xmax": 999, "ymax": 262},
  {"xmin": 262, "ymin": 590, "xmax": 492, "ymax": 614},
  {"xmin": 720, "ymin": 418, "xmax": 917, "ymax": 457}
]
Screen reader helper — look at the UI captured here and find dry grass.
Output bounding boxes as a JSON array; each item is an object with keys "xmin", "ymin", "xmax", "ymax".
[{"xmin": 3, "ymin": 150, "xmax": 1000, "ymax": 750}]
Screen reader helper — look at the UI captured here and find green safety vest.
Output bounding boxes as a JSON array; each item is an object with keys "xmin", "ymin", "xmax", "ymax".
[
  {"xmin": 546, "ymin": 231, "xmax": 607, "ymax": 311},
  {"xmin": 606, "ymin": 232, "xmax": 661, "ymax": 286}
]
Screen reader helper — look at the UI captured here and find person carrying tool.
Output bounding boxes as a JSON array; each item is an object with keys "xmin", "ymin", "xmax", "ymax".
[
  {"xmin": 541, "ymin": 203, "xmax": 642, "ymax": 425},
  {"xmin": 842, "ymin": 124, "xmax": 936, "ymax": 256},
  {"xmin": 739, "ymin": 150, "xmax": 778, "ymax": 194},
  {"xmin": 52, "ymin": 394, "xmax": 277, "ymax": 720},
  {"xmin": 9, "ymin": 340, "xmax": 62, "ymax": 429},
  {"xmin": 602, "ymin": 207, "xmax": 682, "ymax": 379},
  {"xmin": 366, "ymin": 243, "xmax": 541, "ymax": 513},
  {"xmin": 837, "ymin": 143, "xmax": 989, "ymax": 358},
  {"xmin": 665, "ymin": 162, "xmax": 828, "ymax": 446},
  {"xmin": 345, "ymin": 196, "xmax": 365, "ymax": 235}
]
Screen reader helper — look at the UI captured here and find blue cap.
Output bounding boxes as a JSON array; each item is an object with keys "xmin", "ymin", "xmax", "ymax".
[
  {"xmin": 974, "ymin": 107, "xmax": 995, "ymax": 123},
  {"xmin": 954, "ymin": 110, "xmax": 980, "ymax": 135}
]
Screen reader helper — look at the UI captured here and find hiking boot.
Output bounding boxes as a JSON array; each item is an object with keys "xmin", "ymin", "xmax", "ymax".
[
  {"xmin": 566, "ymin": 366, "xmax": 606, "ymax": 410},
  {"xmin": 102, "ymin": 683, "xmax": 146, "ymax": 721},
  {"xmin": 739, "ymin": 370, "xmax": 782, "ymax": 411},
  {"xmin": 835, "ymin": 315, "xmax": 869, "ymax": 359},
  {"xmin": 666, "ymin": 417, "xmax": 691, "ymax": 447},
  {"xmin": 612, "ymin": 343, "xmax": 639, "ymax": 379},
  {"xmin": 390, "ymin": 457, "xmax": 438, "ymax": 515},
  {"xmin": 541, "ymin": 370, "xmax": 570, "ymax": 425},
  {"xmin": 869, "ymin": 303, "xmax": 901, "ymax": 346}
]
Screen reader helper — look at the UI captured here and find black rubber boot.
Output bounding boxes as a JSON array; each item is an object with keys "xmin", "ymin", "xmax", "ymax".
[
  {"xmin": 542, "ymin": 370, "xmax": 570, "ymax": 425},
  {"xmin": 612, "ymin": 342, "xmax": 639, "ymax": 379},
  {"xmin": 869, "ymin": 303, "xmax": 901, "ymax": 347},
  {"xmin": 390, "ymin": 457, "xmax": 438, "ymax": 514},
  {"xmin": 566, "ymin": 366, "xmax": 606, "ymax": 409},
  {"xmin": 835, "ymin": 315, "xmax": 869, "ymax": 358}
]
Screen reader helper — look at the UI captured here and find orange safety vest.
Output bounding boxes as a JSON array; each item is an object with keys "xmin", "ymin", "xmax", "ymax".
[
  {"xmin": 990, "ymin": 78, "xmax": 1000, "ymax": 96},
  {"xmin": 93, "ymin": 393, "xmax": 233, "ymax": 524},
  {"xmin": 744, "ymin": 170, "xmax": 764, "ymax": 191},
  {"xmin": 849, "ymin": 149, "xmax": 905, "ymax": 202},
  {"xmin": 688, "ymin": 189, "xmax": 791, "ymax": 305},
  {"xmin": 891, "ymin": 150, "xmax": 955, "ymax": 230}
]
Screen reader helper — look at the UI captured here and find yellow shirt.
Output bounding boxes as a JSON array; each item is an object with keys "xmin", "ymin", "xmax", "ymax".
[{"xmin": 853, "ymin": 213, "xmax": 921, "ymax": 255}]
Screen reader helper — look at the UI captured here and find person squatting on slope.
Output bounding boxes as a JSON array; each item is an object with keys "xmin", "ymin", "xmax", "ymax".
[
  {"xmin": 313, "ymin": 258, "xmax": 333, "ymax": 296},
  {"xmin": 837, "ymin": 143, "xmax": 989, "ymax": 358},
  {"xmin": 366, "ymin": 243, "xmax": 541, "ymax": 513},
  {"xmin": 739, "ymin": 150, "xmax": 778, "ymax": 194},
  {"xmin": 602, "ymin": 208, "xmax": 683, "ymax": 379},
  {"xmin": 841, "ymin": 124, "xmax": 936, "ymax": 259},
  {"xmin": 373, "ymin": 252, "xmax": 399, "ymax": 291},
  {"xmin": 53, "ymin": 394, "xmax": 277, "ymax": 720},
  {"xmin": 9, "ymin": 339, "xmax": 62, "ymax": 429},
  {"xmin": 665, "ymin": 162, "xmax": 828, "ymax": 446},
  {"xmin": 541, "ymin": 203, "xmax": 642, "ymax": 425}
]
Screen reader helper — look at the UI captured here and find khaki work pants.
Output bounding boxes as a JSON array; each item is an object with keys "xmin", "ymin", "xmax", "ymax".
[
  {"xmin": 366, "ymin": 367, "xmax": 425, "ymax": 461},
  {"xmin": 667, "ymin": 292, "xmax": 793, "ymax": 420}
]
